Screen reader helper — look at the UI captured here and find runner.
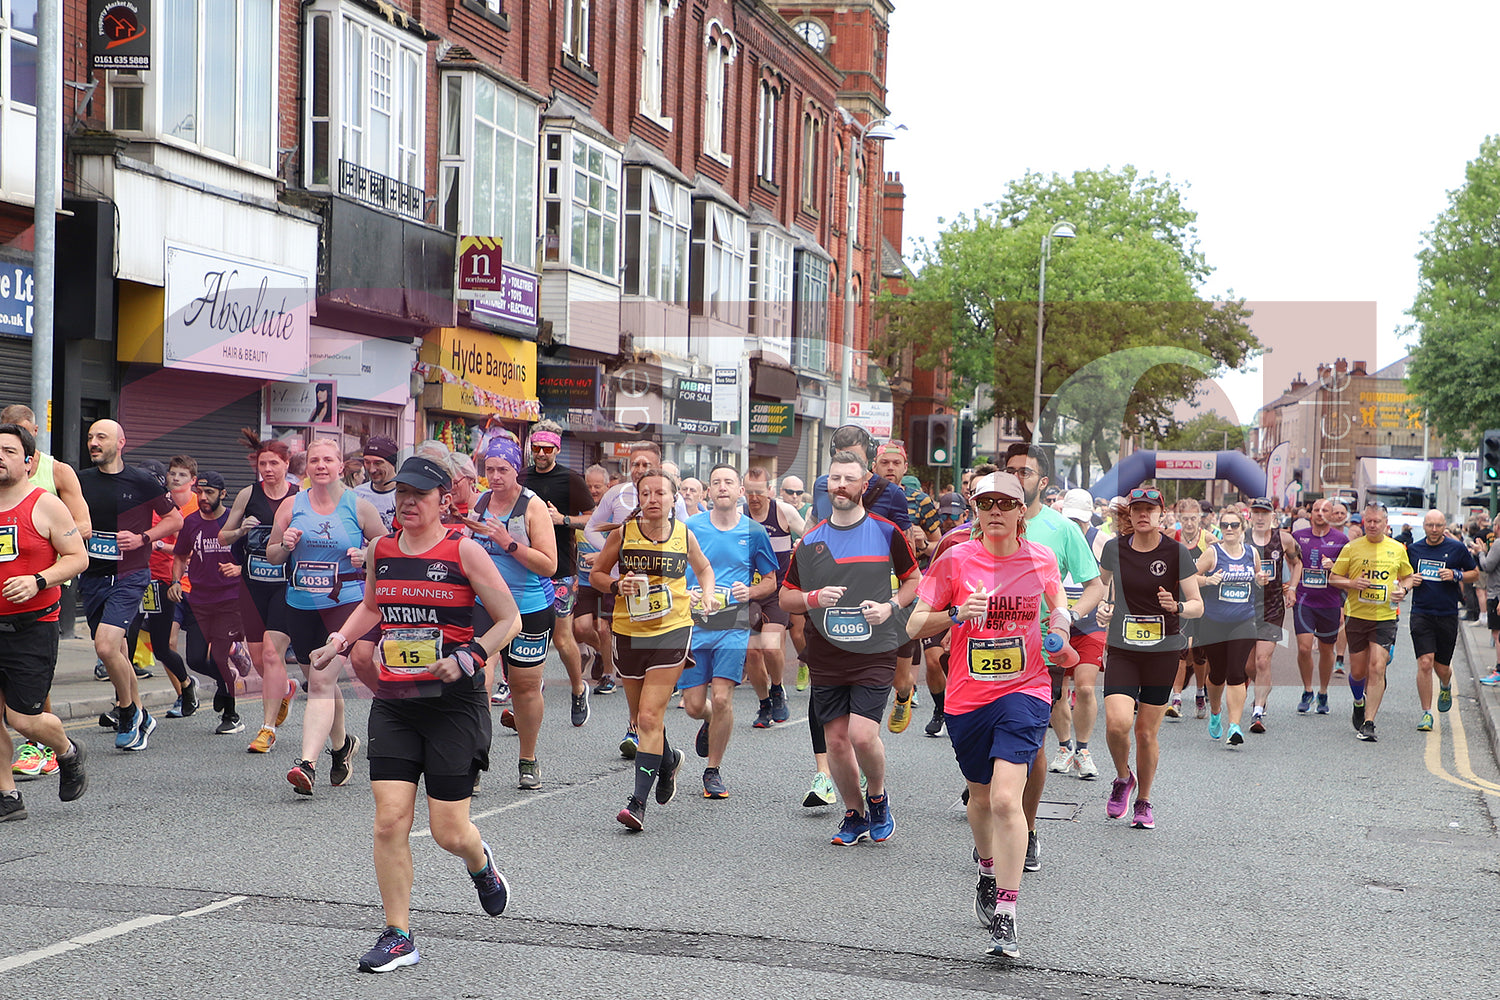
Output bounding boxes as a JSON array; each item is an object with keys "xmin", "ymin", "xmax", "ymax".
[
  {"xmin": 1094, "ymin": 487, "xmax": 1203, "ymax": 829},
  {"xmin": 1329, "ymin": 503, "xmax": 1417, "ymax": 742},
  {"xmin": 355, "ymin": 436, "xmax": 400, "ymax": 532},
  {"xmin": 219, "ymin": 431, "xmax": 301, "ymax": 747},
  {"xmin": 0, "ymin": 422, "xmax": 90, "ymax": 819},
  {"xmin": 590, "ymin": 466, "xmax": 715, "ymax": 831},
  {"xmin": 1326, "ymin": 498, "xmax": 1358, "ymax": 673},
  {"xmin": 873, "ymin": 442, "xmax": 940, "ymax": 735},
  {"xmin": 1291, "ymin": 498, "xmax": 1349, "ymax": 715},
  {"xmin": 267, "ymin": 438, "xmax": 385, "ymax": 793},
  {"xmin": 1246, "ymin": 497, "xmax": 1301, "ymax": 732},
  {"xmin": 1050, "ymin": 488, "xmax": 1107, "ymax": 779},
  {"xmin": 77, "ymin": 419, "xmax": 184, "ymax": 751},
  {"xmin": 306, "ymin": 456, "xmax": 521, "ymax": 973},
  {"xmin": 170, "ymin": 471, "xmax": 247, "ymax": 735},
  {"xmin": 743, "ymin": 466, "xmax": 804, "ymax": 728},
  {"xmin": 907, "ymin": 472, "xmax": 1073, "ymax": 959},
  {"xmin": 1404, "ymin": 509, "xmax": 1475, "ymax": 730},
  {"xmin": 1194, "ymin": 509, "xmax": 1270, "ymax": 747},
  {"xmin": 572, "ymin": 464, "xmax": 617, "ymax": 697},
  {"xmin": 466, "ymin": 430, "xmax": 558, "ymax": 790},
  {"xmin": 1167, "ymin": 498, "xmax": 1212, "ymax": 720},
  {"xmin": 683, "ymin": 464, "xmax": 779, "ymax": 798},
  {"xmin": 782, "ymin": 450, "xmax": 919, "ymax": 846}
]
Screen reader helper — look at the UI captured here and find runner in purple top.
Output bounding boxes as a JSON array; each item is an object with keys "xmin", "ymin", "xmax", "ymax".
[
  {"xmin": 171, "ymin": 472, "xmax": 247, "ymax": 729},
  {"xmin": 1289, "ymin": 498, "xmax": 1349, "ymax": 716}
]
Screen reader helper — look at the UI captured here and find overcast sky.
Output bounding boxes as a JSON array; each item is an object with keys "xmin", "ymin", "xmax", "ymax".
[{"xmin": 883, "ymin": 0, "xmax": 1497, "ymax": 427}]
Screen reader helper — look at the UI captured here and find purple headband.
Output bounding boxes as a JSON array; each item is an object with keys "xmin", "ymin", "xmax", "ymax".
[{"xmin": 483, "ymin": 435, "xmax": 522, "ymax": 472}]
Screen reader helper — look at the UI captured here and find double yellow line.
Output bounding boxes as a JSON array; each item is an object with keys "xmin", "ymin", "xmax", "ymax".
[{"xmin": 1424, "ymin": 699, "xmax": 1500, "ymax": 796}]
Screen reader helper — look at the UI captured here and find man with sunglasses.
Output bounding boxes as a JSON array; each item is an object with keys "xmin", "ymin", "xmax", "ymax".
[
  {"xmin": 1000, "ymin": 443, "xmax": 1103, "ymax": 870},
  {"xmin": 522, "ymin": 419, "xmax": 596, "ymax": 727},
  {"xmin": 1246, "ymin": 498, "xmax": 1301, "ymax": 733},
  {"xmin": 780, "ymin": 477, "xmax": 811, "ymax": 523}
]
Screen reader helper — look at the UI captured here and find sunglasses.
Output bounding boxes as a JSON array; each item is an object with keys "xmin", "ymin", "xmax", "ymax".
[
  {"xmin": 1127, "ymin": 488, "xmax": 1163, "ymax": 503},
  {"xmin": 974, "ymin": 497, "xmax": 1023, "ymax": 512},
  {"xmin": 1220, "ymin": 520, "xmax": 1242, "ymax": 529},
  {"xmin": 782, "ymin": 488, "xmax": 803, "ymax": 495},
  {"xmin": 530, "ymin": 445, "xmax": 558, "ymax": 454}
]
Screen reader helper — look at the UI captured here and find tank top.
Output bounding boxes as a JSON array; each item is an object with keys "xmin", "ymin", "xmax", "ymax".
[
  {"xmin": 1254, "ymin": 526, "xmax": 1285, "ymax": 621},
  {"xmin": 753, "ymin": 500, "xmax": 793, "ymax": 584},
  {"xmin": 1068, "ymin": 525, "xmax": 1104, "ymax": 637},
  {"xmin": 472, "ymin": 488, "xmax": 551, "ymax": 614},
  {"xmin": 372, "ymin": 529, "xmax": 476, "ymax": 686},
  {"xmin": 1202, "ymin": 543, "xmax": 1259, "ymax": 625},
  {"xmin": 0, "ymin": 488, "xmax": 61, "ymax": 618},
  {"xmin": 612, "ymin": 516, "xmax": 693, "ymax": 637},
  {"xmin": 28, "ymin": 452, "xmax": 55, "ymax": 496},
  {"xmin": 285, "ymin": 488, "xmax": 365, "ymax": 610},
  {"xmin": 244, "ymin": 480, "xmax": 299, "ymax": 585}
]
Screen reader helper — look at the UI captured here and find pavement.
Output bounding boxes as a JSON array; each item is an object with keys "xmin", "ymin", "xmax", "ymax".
[{"xmin": 1457, "ymin": 611, "xmax": 1500, "ymax": 750}]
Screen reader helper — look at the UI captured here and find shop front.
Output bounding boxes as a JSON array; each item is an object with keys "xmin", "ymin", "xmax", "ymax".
[
  {"xmin": 418, "ymin": 325, "xmax": 538, "ymax": 457},
  {"xmin": 264, "ymin": 328, "xmax": 418, "ymax": 459}
]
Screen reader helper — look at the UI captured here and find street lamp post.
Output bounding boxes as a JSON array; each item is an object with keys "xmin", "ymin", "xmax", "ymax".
[{"xmin": 1032, "ymin": 220, "xmax": 1076, "ymax": 446}]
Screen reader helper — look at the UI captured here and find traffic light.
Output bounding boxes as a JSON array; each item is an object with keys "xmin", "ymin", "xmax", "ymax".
[
  {"xmin": 927, "ymin": 414, "xmax": 955, "ymax": 466},
  {"xmin": 958, "ymin": 412, "xmax": 975, "ymax": 467},
  {"xmin": 907, "ymin": 415, "xmax": 931, "ymax": 465},
  {"xmin": 1483, "ymin": 429, "xmax": 1500, "ymax": 485}
]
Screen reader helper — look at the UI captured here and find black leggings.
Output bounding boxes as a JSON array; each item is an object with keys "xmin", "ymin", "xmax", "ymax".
[
  {"xmin": 1204, "ymin": 636, "xmax": 1256, "ymax": 687},
  {"xmin": 181, "ymin": 602, "xmax": 234, "ymax": 694},
  {"xmin": 126, "ymin": 601, "xmax": 189, "ymax": 683}
]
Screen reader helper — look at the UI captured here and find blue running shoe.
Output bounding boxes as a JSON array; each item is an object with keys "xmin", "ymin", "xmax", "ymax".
[
  {"xmin": 1227, "ymin": 724, "xmax": 1244, "ymax": 747},
  {"xmin": 867, "ymin": 793, "xmax": 894, "ymax": 842},
  {"xmin": 1297, "ymin": 690, "xmax": 1314, "ymax": 714},
  {"xmin": 469, "ymin": 842, "xmax": 511, "ymax": 916},
  {"xmin": 831, "ymin": 809, "xmax": 871, "ymax": 846},
  {"xmin": 769, "ymin": 685, "xmax": 790, "ymax": 723},
  {"xmin": 123, "ymin": 709, "xmax": 156, "ymax": 751},
  {"xmin": 1316, "ymin": 693, "xmax": 1330, "ymax": 714},
  {"xmin": 359, "ymin": 926, "xmax": 419, "ymax": 973},
  {"xmin": 1438, "ymin": 685, "xmax": 1453, "ymax": 713},
  {"xmin": 114, "ymin": 707, "xmax": 141, "ymax": 750},
  {"xmin": 1208, "ymin": 713, "xmax": 1223, "ymax": 740}
]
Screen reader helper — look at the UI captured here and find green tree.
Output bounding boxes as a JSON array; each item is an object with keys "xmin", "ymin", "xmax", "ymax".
[
  {"xmin": 877, "ymin": 166, "xmax": 1260, "ymax": 478},
  {"xmin": 1405, "ymin": 135, "xmax": 1500, "ymax": 449}
]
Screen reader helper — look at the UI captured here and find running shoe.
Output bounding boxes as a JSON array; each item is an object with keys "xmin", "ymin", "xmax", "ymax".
[
  {"xmin": 695, "ymin": 720, "xmax": 710, "ymax": 758},
  {"xmin": 122, "ymin": 709, "xmax": 156, "ymax": 751},
  {"xmin": 1352, "ymin": 700, "xmax": 1366, "ymax": 731},
  {"xmin": 1358, "ymin": 720, "xmax": 1378, "ymax": 742},
  {"xmin": 359, "ymin": 927, "xmax": 419, "ymax": 973},
  {"xmin": 133, "ymin": 664, "xmax": 153, "ymax": 680},
  {"xmin": 57, "ymin": 742, "xmax": 88, "ymax": 802},
  {"xmin": 1048, "ymin": 746, "xmax": 1076, "ymax": 774},
  {"xmin": 594, "ymin": 676, "xmax": 618, "ymax": 696},
  {"xmin": 769, "ymin": 686, "xmax": 790, "ymax": 723},
  {"xmin": 803, "ymin": 771, "xmax": 836, "ymax": 807},
  {"xmin": 974, "ymin": 874, "xmax": 997, "ymax": 927},
  {"xmin": 1194, "ymin": 692, "xmax": 1207, "ymax": 719},
  {"xmin": 986, "ymin": 912, "xmax": 1020, "ymax": 959},
  {"xmin": 1250, "ymin": 712, "xmax": 1267, "ymax": 734},
  {"xmin": 275, "ymin": 678, "xmax": 296, "ymax": 727},
  {"xmin": 616, "ymin": 795, "xmax": 646, "ymax": 831},
  {"xmin": 330, "ymin": 735, "xmax": 360, "ymax": 787},
  {"xmin": 181, "ymin": 677, "xmax": 200, "ymax": 718},
  {"xmin": 215, "ymin": 712, "xmax": 244, "ymax": 735},
  {"xmin": 98, "ymin": 707, "xmax": 120, "ymax": 730},
  {"xmin": 887, "ymin": 693, "xmax": 913, "ymax": 733},
  {"xmin": 247, "ymin": 727, "xmax": 277, "ymax": 753},
  {"xmin": 1106, "ymin": 770, "xmax": 1136, "ymax": 819},
  {"xmin": 1131, "ymin": 799, "xmax": 1155, "ymax": 830},
  {"xmin": 491, "ymin": 682, "xmax": 512, "ymax": 706},
  {"xmin": 1297, "ymin": 690, "xmax": 1315, "ymax": 714},
  {"xmin": 867, "ymin": 793, "xmax": 894, "ymax": 842},
  {"xmin": 166, "ymin": 696, "xmax": 184, "ymax": 719},
  {"xmin": 1417, "ymin": 712, "xmax": 1434, "ymax": 732},
  {"xmin": 469, "ymin": 841, "xmax": 511, "ymax": 916},
  {"xmin": 114, "ymin": 706, "xmax": 141, "ymax": 750},
  {"xmin": 1438, "ymin": 685, "xmax": 1453, "ymax": 713},
  {"xmin": 0, "ymin": 791, "xmax": 25, "ymax": 821},
  {"xmin": 1334, "ymin": 658, "xmax": 1345, "ymax": 676},
  {"xmin": 1316, "ymin": 693, "xmax": 1330, "ymax": 714},
  {"xmin": 518, "ymin": 758, "xmax": 541, "ymax": 790},
  {"xmin": 1164, "ymin": 696, "xmax": 1182, "ymax": 720},
  {"xmin": 1208, "ymin": 713, "xmax": 1223, "ymax": 740},
  {"xmin": 752, "ymin": 699, "xmax": 774, "ymax": 729},
  {"xmin": 1481, "ymin": 670, "xmax": 1500, "ymax": 686},
  {"xmin": 795, "ymin": 662, "xmax": 810, "ymax": 691},
  {"xmin": 571, "ymin": 687, "xmax": 591, "ymax": 728},
  {"xmin": 831, "ymin": 809, "xmax": 871, "ymax": 846},
  {"xmin": 500, "ymin": 708, "xmax": 517, "ymax": 730},
  {"xmin": 1072, "ymin": 748, "xmax": 1098, "ymax": 780},
  {"xmin": 924, "ymin": 709, "xmax": 945, "ymax": 737},
  {"xmin": 12, "ymin": 742, "xmax": 46, "ymax": 779},
  {"xmin": 287, "ymin": 759, "xmax": 316, "ymax": 795},
  {"xmin": 702, "ymin": 767, "xmax": 728, "ymax": 799},
  {"xmin": 1023, "ymin": 830, "xmax": 1040, "ymax": 872},
  {"xmin": 655, "ymin": 748, "xmax": 684, "ymax": 805},
  {"xmin": 93, "ymin": 659, "xmax": 108, "ymax": 680},
  {"xmin": 619, "ymin": 729, "xmax": 639, "ymax": 759},
  {"xmin": 1227, "ymin": 724, "xmax": 1244, "ymax": 746}
]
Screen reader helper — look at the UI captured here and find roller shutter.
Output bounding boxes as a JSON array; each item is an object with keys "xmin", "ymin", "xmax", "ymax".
[
  {"xmin": 119, "ymin": 370, "xmax": 262, "ymax": 487},
  {"xmin": 0, "ymin": 336, "xmax": 33, "ymax": 412}
]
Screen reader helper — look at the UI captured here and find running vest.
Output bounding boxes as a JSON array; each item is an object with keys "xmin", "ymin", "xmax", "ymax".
[
  {"xmin": 285, "ymin": 489, "xmax": 365, "ymax": 610},
  {"xmin": 27, "ymin": 452, "xmax": 55, "ymax": 496},
  {"xmin": 372, "ymin": 530, "xmax": 476, "ymax": 685},
  {"xmin": 1253, "ymin": 526, "xmax": 1286, "ymax": 621},
  {"xmin": 1202, "ymin": 543, "xmax": 1259, "ymax": 624},
  {"xmin": 472, "ymin": 488, "xmax": 551, "ymax": 614},
  {"xmin": 243, "ymin": 480, "xmax": 299, "ymax": 585},
  {"xmin": 612, "ymin": 516, "xmax": 692, "ymax": 637},
  {"xmin": 0, "ymin": 487, "xmax": 61, "ymax": 618},
  {"xmin": 753, "ymin": 500, "xmax": 793, "ymax": 584}
]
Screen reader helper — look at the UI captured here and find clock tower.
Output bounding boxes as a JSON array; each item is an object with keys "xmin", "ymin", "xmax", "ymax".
[{"xmin": 775, "ymin": 1, "xmax": 893, "ymax": 122}]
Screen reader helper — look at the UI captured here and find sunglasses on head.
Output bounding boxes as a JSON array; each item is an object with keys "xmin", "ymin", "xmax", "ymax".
[
  {"xmin": 1127, "ymin": 488, "xmax": 1163, "ymax": 504},
  {"xmin": 974, "ymin": 497, "xmax": 1023, "ymax": 512}
]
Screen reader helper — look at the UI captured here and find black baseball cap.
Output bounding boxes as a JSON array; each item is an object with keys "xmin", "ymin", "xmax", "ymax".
[
  {"xmin": 196, "ymin": 471, "xmax": 227, "ymax": 492},
  {"xmin": 393, "ymin": 456, "xmax": 452, "ymax": 492},
  {"xmin": 1249, "ymin": 497, "xmax": 1275, "ymax": 510}
]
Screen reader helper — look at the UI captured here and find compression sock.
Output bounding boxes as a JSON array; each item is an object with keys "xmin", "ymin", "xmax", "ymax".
[
  {"xmin": 633, "ymin": 751, "xmax": 661, "ymax": 803},
  {"xmin": 1348, "ymin": 678, "xmax": 1366, "ymax": 702},
  {"xmin": 932, "ymin": 692, "xmax": 945, "ymax": 714},
  {"xmin": 1076, "ymin": 741, "xmax": 1088, "ymax": 751},
  {"xmin": 978, "ymin": 855, "xmax": 996, "ymax": 877}
]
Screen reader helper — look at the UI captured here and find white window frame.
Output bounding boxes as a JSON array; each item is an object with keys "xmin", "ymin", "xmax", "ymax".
[
  {"xmin": 692, "ymin": 200, "xmax": 748, "ymax": 324},
  {"xmin": 438, "ymin": 71, "xmax": 539, "ymax": 269},
  {"xmin": 303, "ymin": 0, "xmax": 427, "ymax": 192},
  {"xmin": 703, "ymin": 22, "xmax": 735, "ymax": 165},
  {"xmin": 756, "ymin": 77, "xmax": 779, "ymax": 185},
  {"xmin": 542, "ymin": 130, "xmax": 621, "ymax": 280},
  {"xmin": 624, "ymin": 166, "xmax": 691, "ymax": 304},
  {"xmin": 793, "ymin": 251, "xmax": 830, "ymax": 371},
  {"xmin": 750, "ymin": 228, "xmax": 793, "ymax": 345},
  {"xmin": 639, "ymin": 0, "xmax": 678, "ymax": 126},
  {"xmin": 564, "ymin": 0, "xmax": 591, "ymax": 64},
  {"xmin": 799, "ymin": 109, "xmax": 821, "ymax": 212},
  {"xmin": 0, "ymin": 0, "xmax": 37, "ymax": 200}
]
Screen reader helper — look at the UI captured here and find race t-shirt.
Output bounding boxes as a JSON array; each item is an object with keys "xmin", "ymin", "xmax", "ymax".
[
  {"xmin": 1099, "ymin": 534, "xmax": 1197, "ymax": 652},
  {"xmin": 685, "ymin": 511, "xmax": 779, "ymax": 650},
  {"xmin": 78, "ymin": 465, "xmax": 178, "ymax": 576},
  {"xmin": 522, "ymin": 463, "xmax": 593, "ymax": 581},
  {"xmin": 916, "ymin": 538, "xmax": 1057, "ymax": 713},
  {"xmin": 1330, "ymin": 535, "xmax": 1414, "ymax": 623},
  {"xmin": 1292, "ymin": 526, "xmax": 1348, "ymax": 608},
  {"xmin": 354, "ymin": 481, "xmax": 397, "ymax": 533},
  {"xmin": 1405, "ymin": 535, "xmax": 1475, "ymax": 617},
  {"xmin": 173, "ymin": 510, "xmax": 238, "ymax": 605}
]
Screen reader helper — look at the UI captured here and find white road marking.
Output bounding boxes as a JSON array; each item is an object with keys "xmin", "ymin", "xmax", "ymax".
[{"xmin": 0, "ymin": 895, "xmax": 248, "ymax": 973}]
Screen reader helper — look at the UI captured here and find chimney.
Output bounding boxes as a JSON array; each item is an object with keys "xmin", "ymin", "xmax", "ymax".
[
  {"xmin": 882, "ymin": 170, "xmax": 905, "ymax": 254},
  {"xmin": 1350, "ymin": 359, "xmax": 1367, "ymax": 375},
  {"xmin": 1290, "ymin": 371, "xmax": 1307, "ymax": 392},
  {"xmin": 1334, "ymin": 357, "xmax": 1348, "ymax": 373}
]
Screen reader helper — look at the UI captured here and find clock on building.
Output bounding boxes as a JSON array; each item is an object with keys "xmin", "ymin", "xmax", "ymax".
[{"xmin": 794, "ymin": 19, "xmax": 827, "ymax": 52}]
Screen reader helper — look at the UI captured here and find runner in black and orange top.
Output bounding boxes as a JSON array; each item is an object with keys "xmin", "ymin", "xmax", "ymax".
[
  {"xmin": 590, "ymin": 466, "xmax": 715, "ymax": 832},
  {"xmin": 309, "ymin": 456, "xmax": 520, "ymax": 973}
]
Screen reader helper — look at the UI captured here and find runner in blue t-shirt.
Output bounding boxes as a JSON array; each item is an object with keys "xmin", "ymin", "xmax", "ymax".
[
  {"xmin": 1404, "ymin": 510, "xmax": 1476, "ymax": 731},
  {"xmin": 684, "ymin": 465, "xmax": 780, "ymax": 799}
]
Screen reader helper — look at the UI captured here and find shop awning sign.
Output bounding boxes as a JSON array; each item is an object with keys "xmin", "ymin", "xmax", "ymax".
[{"xmin": 163, "ymin": 243, "xmax": 311, "ymax": 380}]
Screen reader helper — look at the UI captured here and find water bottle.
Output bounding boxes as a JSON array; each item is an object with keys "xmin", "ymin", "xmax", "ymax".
[{"xmin": 1043, "ymin": 632, "xmax": 1065, "ymax": 655}]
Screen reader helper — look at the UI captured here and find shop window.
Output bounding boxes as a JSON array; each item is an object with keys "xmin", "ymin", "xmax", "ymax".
[
  {"xmin": 624, "ymin": 166, "xmax": 691, "ymax": 304},
  {"xmin": 543, "ymin": 130, "xmax": 620, "ymax": 280},
  {"xmin": 690, "ymin": 200, "xmax": 747, "ymax": 324},
  {"xmin": 438, "ymin": 71, "xmax": 538, "ymax": 269}
]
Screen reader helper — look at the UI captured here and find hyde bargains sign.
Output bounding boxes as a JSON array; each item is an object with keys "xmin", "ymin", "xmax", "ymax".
[
  {"xmin": 163, "ymin": 243, "xmax": 312, "ymax": 380},
  {"xmin": 89, "ymin": 0, "xmax": 152, "ymax": 70}
]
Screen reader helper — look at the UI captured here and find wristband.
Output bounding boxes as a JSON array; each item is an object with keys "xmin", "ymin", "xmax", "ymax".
[
  {"xmin": 453, "ymin": 649, "xmax": 480, "ymax": 677},
  {"xmin": 807, "ymin": 589, "xmax": 820, "ymax": 608},
  {"xmin": 328, "ymin": 631, "xmax": 349, "ymax": 654},
  {"xmin": 889, "ymin": 598, "xmax": 901, "ymax": 614},
  {"xmin": 609, "ymin": 580, "xmax": 620, "ymax": 595}
]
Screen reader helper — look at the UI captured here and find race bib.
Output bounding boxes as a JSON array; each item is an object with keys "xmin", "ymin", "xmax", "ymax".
[
  {"xmin": 824, "ymin": 606, "xmax": 872, "ymax": 642},
  {"xmin": 1122, "ymin": 615, "xmax": 1164, "ymax": 646},
  {"xmin": 1359, "ymin": 583, "xmax": 1388, "ymax": 604},
  {"xmin": 967, "ymin": 635, "xmax": 1025, "ymax": 679},
  {"xmin": 1301, "ymin": 568, "xmax": 1328, "ymax": 589},
  {"xmin": 381, "ymin": 627, "xmax": 442, "ymax": 674},
  {"xmin": 247, "ymin": 554, "xmax": 287, "ymax": 583},
  {"xmin": 626, "ymin": 583, "xmax": 673, "ymax": 622},
  {"xmin": 0, "ymin": 524, "xmax": 17, "ymax": 562},
  {"xmin": 87, "ymin": 531, "xmax": 119, "ymax": 561},
  {"xmin": 1220, "ymin": 581, "xmax": 1251, "ymax": 604},
  {"xmin": 292, "ymin": 560, "xmax": 338, "ymax": 595},
  {"xmin": 1260, "ymin": 559, "xmax": 1274, "ymax": 578},
  {"xmin": 141, "ymin": 580, "xmax": 163, "ymax": 615},
  {"xmin": 246, "ymin": 524, "xmax": 274, "ymax": 555},
  {"xmin": 1418, "ymin": 559, "xmax": 1446, "ymax": 582},
  {"xmin": 508, "ymin": 630, "xmax": 550, "ymax": 667}
]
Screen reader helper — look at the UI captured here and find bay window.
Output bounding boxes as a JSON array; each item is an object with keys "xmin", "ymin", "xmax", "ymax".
[
  {"xmin": 624, "ymin": 167, "xmax": 691, "ymax": 303},
  {"xmin": 438, "ymin": 72, "xmax": 538, "ymax": 268},
  {"xmin": 542, "ymin": 130, "xmax": 620, "ymax": 280}
]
